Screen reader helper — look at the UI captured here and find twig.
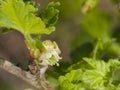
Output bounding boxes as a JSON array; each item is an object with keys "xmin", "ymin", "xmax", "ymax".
[{"xmin": 0, "ymin": 59, "xmax": 54, "ymax": 90}]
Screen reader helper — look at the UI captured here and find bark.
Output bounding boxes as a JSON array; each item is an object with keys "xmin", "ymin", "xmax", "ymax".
[{"xmin": 0, "ymin": 59, "xmax": 54, "ymax": 90}]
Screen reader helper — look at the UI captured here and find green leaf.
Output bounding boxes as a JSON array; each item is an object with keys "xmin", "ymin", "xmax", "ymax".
[
  {"xmin": 82, "ymin": 70, "xmax": 107, "ymax": 89},
  {"xmin": 0, "ymin": 0, "xmax": 55, "ymax": 34},
  {"xmin": 59, "ymin": 58, "xmax": 120, "ymax": 89},
  {"xmin": 59, "ymin": 77, "xmax": 75, "ymax": 90},
  {"xmin": 65, "ymin": 69, "xmax": 82, "ymax": 82},
  {"xmin": 83, "ymin": 58, "xmax": 110, "ymax": 72},
  {"xmin": 108, "ymin": 60, "xmax": 120, "ymax": 76},
  {"xmin": 40, "ymin": 2, "xmax": 60, "ymax": 27},
  {"xmin": 59, "ymin": 69, "xmax": 84, "ymax": 90},
  {"xmin": 67, "ymin": 58, "xmax": 96, "ymax": 72},
  {"xmin": 82, "ymin": 58, "xmax": 120, "ymax": 89},
  {"xmin": 109, "ymin": 59, "xmax": 120, "ymax": 68},
  {"xmin": 80, "ymin": 9, "xmax": 112, "ymax": 41}
]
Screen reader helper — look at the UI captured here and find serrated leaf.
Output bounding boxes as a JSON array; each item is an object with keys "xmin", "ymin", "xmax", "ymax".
[
  {"xmin": 82, "ymin": 70, "xmax": 107, "ymax": 89},
  {"xmin": 65, "ymin": 69, "xmax": 82, "ymax": 82},
  {"xmin": 59, "ymin": 79, "xmax": 75, "ymax": 90},
  {"xmin": 59, "ymin": 58, "xmax": 120, "ymax": 89},
  {"xmin": 59, "ymin": 69, "xmax": 84, "ymax": 90},
  {"xmin": 0, "ymin": 0, "xmax": 55, "ymax": 34},
  {"xmin": 83, "ymin": 58, "xmax": 110, "ymax": 72}
]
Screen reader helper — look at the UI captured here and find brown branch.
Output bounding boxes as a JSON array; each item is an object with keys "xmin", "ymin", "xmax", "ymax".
[{"xmin": 0, "ymin": 59, "xmax": 54, "ymax": 90}]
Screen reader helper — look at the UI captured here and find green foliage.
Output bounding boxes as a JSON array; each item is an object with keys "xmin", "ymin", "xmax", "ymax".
[
  {"xmin": 80, "ymin": 9, "xmax": 112, "ymax": 41},
  {"xmin": 0, "ymin": 0, "xmax": 61, "ymax": 66},
  {"xmin": 57, "ymin": 6, "xmax": 120, "ymax": 88},
  {"xmin": 59, "ymin": 58, "xmax": 120, "ymax": 90},
  {"xmin": 40, "ymin": 2, "xmax": 60, "ymax": 27},
  {"xmin": 56, "ymin": 4, "xmax": 120, "ymax": 88},
  {"xmin": 0, "ymin": 0, "xmax": 55, "ymax": 34},
  {"xmin": 80, "ymin": 9, "xmax": 120, "ymax": 58},
  {"xmin": 48, "ymin": 0, "xmax": 120, "ymax": 90},
  {"xmin": 59, "ymin": 69, "xmax": 83, "ymax": 90},
  {"xmin": 1, "ymin": 0, "xmax": 120, "ymax": 89}
]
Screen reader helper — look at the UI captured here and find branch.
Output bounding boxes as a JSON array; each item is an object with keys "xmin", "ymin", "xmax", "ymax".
[{"xmin": 0, "ymin": 59, "xmax": 54, "ymax": 90}]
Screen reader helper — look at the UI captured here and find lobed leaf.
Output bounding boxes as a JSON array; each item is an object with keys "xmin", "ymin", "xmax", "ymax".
[
  {"xmin": 0, "ymin": 0, "xmax": 56, "ymax": 34},
  {"xmin": 59, "ymin": 58, "xmax": 120, "ymax": 89}
]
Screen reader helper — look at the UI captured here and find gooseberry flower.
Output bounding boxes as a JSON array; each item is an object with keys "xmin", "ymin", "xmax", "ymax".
[{"xmin": 38, "ymin": 40, "xmax": 62, "ymax": 66}]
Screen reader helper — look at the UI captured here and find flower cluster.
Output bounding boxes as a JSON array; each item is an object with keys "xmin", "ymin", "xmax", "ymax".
[{"xmin": 38, "ymin": 40, "xmax": 62, "ymax": 66}]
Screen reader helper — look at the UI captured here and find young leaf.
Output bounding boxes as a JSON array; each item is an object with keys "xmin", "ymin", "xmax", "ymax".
[
  {"xmin": 59, "ymin": 69, "xmax": 84, "ymax": 90},
  {"xmin": 59, "ymin": 58, "xmax": 120, "ymax": 89},
  {"xmin": 40, "ymin": 2, "xmax": 60, "ymax": 27},
  {"xmin": 0, "ymin": 0, "xmax": 55, "ymax": 34}
]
